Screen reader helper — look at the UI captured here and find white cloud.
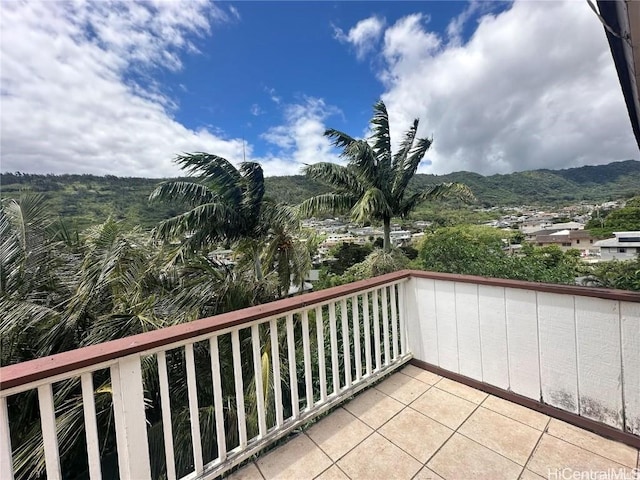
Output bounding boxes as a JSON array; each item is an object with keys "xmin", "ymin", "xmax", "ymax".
[
  {"xmin": 258, "ymin": 97, "xmax": 342, "ymax": 175},
  {"xmin": 0, "ymin": 0, "xmax": 247, "ymax": 178},
  {"xmin": 345, "ymin": 1, "xmax": 638, "ymax": 175},
  {"xmin": 250, "ymin": 104, "xmax": 264, "ymax": 116},
  {"xmin": 334, "ymin": 16, "xmax": 386, "ymax": 60}
]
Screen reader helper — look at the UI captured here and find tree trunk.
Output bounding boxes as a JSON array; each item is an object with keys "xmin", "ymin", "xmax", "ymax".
[
  {"xmin": 383, "ymin": 217, "xmax": 391, "ymax": 253},
  {"xmin": 253, "ymin": 245, "xmax": 264, "ymax": 282}
]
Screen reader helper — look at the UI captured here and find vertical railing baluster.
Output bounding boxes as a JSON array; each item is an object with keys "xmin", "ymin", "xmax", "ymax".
[
  {"xmin": 352, "ymin": 295, "xmax": 362, "ymax": 382},
  {"xmin": 391, "ymin": 284, "xmax": 399, "ymax": 360},
  {"xmin": 185, "ymin": 344, "xmax": 204, "ymax": 474},
  {"xmin": 157, "ymin": 351, "xmax": 177, "ymax": 480},
  {"xmin": 38, "ymin": 384, "xmax": 62, "ymax": 480},
  {"xmin": 329, "ymin": 302, "xmax": 340, "ymax": 394},
  {"xmin": 301, "ymin": 310, "xmax": 314, "ymax": 410},
  {"xmin": 382, "ymin": 287, "xmax": 390, "ymax": 366},
  {"xmin": 80, "ymin": 373, "xmax": 102, "ymax": 480},
  {"xmin": 251, "ymin": 324, "xmax": 267, "ymax": 437},
  {"xmin": 111, "ymin": 357, "xmax": 152, "ymax": 479},
  {"xmin": 269, "ymin": 318, "xmax": 284, "ymax": 427},
  {"xmin": 209, "ymin": 337, "xmax": 227, "ymax": 462},
  {"xmin": 286, "ymin": 314, "xmax": 300, "ymax": 419},
  {"xmin": 373, "ymin": 289, "xmax": 382, "ymax": 371},
  {"xmin": 316, "ymin": 306, "xmax": 327, "ymax": 402},
  {"xmin": 363, "ymin": 292, "xmax": 372, "ymax": 376},
  {"xmin": 399, "ymin": 281, "xmax": 408, "ymax": 354},
  {"xmin": 231, "ymin": 330, "xmax": 247, "ymax": 448},
  {"xmin": 0, "ymin": 397, "xmax": 13, "ymax": 480},
  {"xmin": 341, "ymin": 298, "xmax": 352, "ymax": 388}
]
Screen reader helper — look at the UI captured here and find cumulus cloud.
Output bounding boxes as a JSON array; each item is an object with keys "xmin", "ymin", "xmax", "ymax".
[
  {"xmin": 0, "ymin": 0, "xmax": 247, "ymax": 178},
  {"xmin": 258, "ymin": 97, "xmax": 342, "ymax": 175},
  {"xmin": 345, "ymin": 1, "xmax": 638, "ymax": 175},
  {"xmin": 334, "ymin": 16, "xmax": 386, "ymax": 60}
]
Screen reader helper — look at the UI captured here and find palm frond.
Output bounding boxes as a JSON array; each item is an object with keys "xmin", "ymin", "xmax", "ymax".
[
  {"xmin": 324, "ymin": 128, "xmax": 358, "ymax": 151},
  {"xmin": 174, "ymin": 153, "xmax": 243, "ymax": 205},
  {"xmin": 302, "ymin": 162, "xmax": 363, "ymax": 194},
  {"xmin": 351, "ymin": 187, "xmax": 392, "ymax": 223},
  {"xmin": 149, "ymin": 181, "xmax": 215, "ymax": 207},
  {"xmin": 370, "ymin": 100, "xmax": 392, "ymax": 172},
  {"xmin": 298, "ymin": 193, "xmax": 357, "ymax": 218},
  {"xmin": 398, "ymin": 182, "xmax": 475, "ymax": 217},
  {"xmin": 239, "ymin": 162, "xmax": 265, "ymax": 222},
  {"xmin": 392, "ymin": 136, "xmax": 433, "ymax": 200}
]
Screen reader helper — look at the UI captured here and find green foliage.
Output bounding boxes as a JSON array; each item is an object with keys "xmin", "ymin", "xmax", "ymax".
[
  {"xmin": 418, "ymin": 226, "xmax": 580, "ymax": 284},
  {"xmin": 583, "ymin": 257, "xmax": 640, "ymax": 291},
  {"xmin": 326, "ymin": 242, "xmax": 373, "ymax": 275},
  {"xmin": 585, "ymin": 200, "xmax": 640, "ymax": 238}
]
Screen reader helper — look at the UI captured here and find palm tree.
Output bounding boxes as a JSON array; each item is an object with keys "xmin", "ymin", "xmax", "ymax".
[
  {"xmin": 149, "ymin": 153, "xmax": 300, "ymax": 283},
  {"xmin": 300, "ymin": 100, "xmax": 473, "ymax": 252}
]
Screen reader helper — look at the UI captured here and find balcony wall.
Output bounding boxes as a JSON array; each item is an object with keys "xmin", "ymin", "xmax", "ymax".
[
  {"xmin": 404, "ymin": 271, "xmax": 640, "ymax": 436},
  {"xmin": 1, "ymin": 270, "xmax": 639, "ymax": 480}
]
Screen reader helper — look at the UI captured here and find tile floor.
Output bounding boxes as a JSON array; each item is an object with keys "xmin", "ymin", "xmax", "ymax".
[{"xmin": 227, "ymin": 365, "xmax": 640, "ymax": 480}]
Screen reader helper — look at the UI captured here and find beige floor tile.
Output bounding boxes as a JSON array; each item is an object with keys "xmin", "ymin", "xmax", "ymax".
[
  {"xmin": 343, "ymin": 387, "xmax": 404, "ymax": 429},
  {"xmin": 459, "ymin": 407, "xmax": 542, "ymax": 465},
  {"xmin": 546, "ymin": 419, "xmax": 638, "ymax": 468},
  {"xmin": 256, "ymin": 434, "xmax": 332, "ymax": 480},
  {"xmin": 427, "ymin": 433, "xmax": 522, "ymax": 480},
  {"xmin": 338, "ymin": 432, "xmax": 422, "ymax": 480},
  {"xmin": 315, "ymin": 465, "xmax": 349, "ymax": 480},
  {"xmin": 228, "ymin": 462, "xmax": 264, "ymax": 480},
  {"xmin": 527, "ymin": 434, "xmax": 634, "ymax": 478},
  {"xmin": 400, "ymin": 365, "xmax": 442, "ymax": 385},
  {"xmin": 519, "ymin": 469, "xmax": 545, "ymax": 480},
  {"xmin": 410, "ymin": 387, "xmax": 477, "ymax": 429},
  {"xmin": 413, "ymin": 467, "xmax": 445, "ymax": 480},
  {"xmin": 306, "ymin": 408, "xmax": 373, "ymax": 461},
  {"xmin": 434, "ymin": 377, "xmax": 488, "ymax": 404},
  {"xmin": 482, "ymin": 395, "xmax": 550, "ymax": 431},
  {"xmin": 379, "ymin": 408, "xmax": 453, "ymax": 463},
  {"xmin": 375, "ymin": 373, "xmax": 431, "ymax": 404}
]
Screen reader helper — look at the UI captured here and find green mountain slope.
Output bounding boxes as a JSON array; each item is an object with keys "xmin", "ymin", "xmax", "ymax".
[{"xmin": 1, "ymin": 160, "xmax": 638, "ymax": 230}]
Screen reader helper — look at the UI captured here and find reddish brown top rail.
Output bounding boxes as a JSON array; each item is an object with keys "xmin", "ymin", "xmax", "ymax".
[{"xmin": 2, "ymin": 270, "xmax": 638, "ymax": 391}]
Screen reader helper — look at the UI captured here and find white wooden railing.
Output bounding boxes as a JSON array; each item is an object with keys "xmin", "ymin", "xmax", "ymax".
[{"xmin": 0, "ymin": 273, "xmax": 411, "ymax": 480}]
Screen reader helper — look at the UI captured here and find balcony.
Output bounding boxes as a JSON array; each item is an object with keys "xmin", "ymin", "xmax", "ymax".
[{"xmin": 1, "ymin": 270, "xmax": 639, "ymax": 479}]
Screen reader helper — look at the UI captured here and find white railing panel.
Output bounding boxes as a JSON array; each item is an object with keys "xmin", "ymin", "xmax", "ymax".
[
  {"xmin": 409, "ymin": 278, "xmax": 437, "ymax": 363},
  {"xmin": 1, "ymin": 397, "xmax": 13, "ymax": 480},
  {"xmin": 341, "ymin": 298, "xmax": 352, "ymax": 388},
  {"xmin": 231, "ymin": 330, "xmax": 248, "ymax": 448},
  {"xmin": 156, "ymin": 351, "xmax": 177, "ymax": 480},
  {"xmin": 80, "ymin": 373, "xmax": 102, "ymax": 480},
  {"xmin": 352, "ymin": 295, "xmax": 362, "ymax": 381},
  {"xmin": 621, "ymin": 301, "xmax": 640, "ymax": 435},
  {"xmin": 251, "ymin": 324, "xmax": 267, "ymax": 437},
  {"xmin": 434, "ymin": 280, "xmax": 459, "ymax": 373},
  {"xmin": 575, "ymin": 296, "xmax": 623, "ymax": 429},
  {"xmin": 328, "ymin": 304, "xmax": 340, "ymax": 394},
  {"xmin": 538, "ymin": 292, "xmax": 579, "ymax": 414},
  {"xmin": 110, "ymin": 357, "xmax": 152, "ymax": 480},
  {"xmin": 390, "ymin": 285, "xmax": 399, "ymax": 360},
  {"xmin": 362, "ymin": 292, "xmax": 372, "ymax": 376},
  {"xmin": 372, "ymin": 289, "xmax": 382, "ymax": 372},
  {"xmin": 382, "ymin": 288, "xmax": 390, "ymax": 367},
  {"xmin": 478, "ymin": 284, "xmax": 509, "ymax": 390},
  {"xmin": 38, "ymin": 384, "xmax": 62, "ymax": 480},
  {"xmin": 184, "ymin": 344, "xmax": 204, "ymax": 475},
  {"xmin": 210, "ymin": 337, "xmax": 228, "ymax": 462},
  {"xmin": 286, "ymin": 314, "xmax": 300, "ymax": 419},
  {"xmin": 315, "ymin": 306, "xmax": 327, "ymax": 402},
  {"xmin": 504, "ymin": 288, "xmax": 540, "ymax": 401},
  {"xmin": 269, "ymin": 319, "xmax": 284, "ymax": 427},
  {"xmin": 398, "ymin": 282, "xmax": 408, "ymax": 356},
  {"xmin": 301, "ymin": 311, "xmax": 314, "ymax": 410},
  {"xmin": 454, "ymin": 282, "xmax": 482, "ymax": 381}
]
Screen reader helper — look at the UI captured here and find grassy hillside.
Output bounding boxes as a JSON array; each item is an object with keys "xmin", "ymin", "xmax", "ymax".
[{"xmin": 2, "ymin": 160, "xmax": 638, "ymax": 231}]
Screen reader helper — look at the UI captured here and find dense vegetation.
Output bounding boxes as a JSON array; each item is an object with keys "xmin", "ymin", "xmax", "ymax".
[{"xmin": 3, "ymin": 159, "xmax": 639, "ymax": 231}]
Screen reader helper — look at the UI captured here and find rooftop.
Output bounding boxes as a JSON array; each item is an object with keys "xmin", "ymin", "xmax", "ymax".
[{"xmin": 229, "ymin": 367, "xmax": 640, "ymax": 480}]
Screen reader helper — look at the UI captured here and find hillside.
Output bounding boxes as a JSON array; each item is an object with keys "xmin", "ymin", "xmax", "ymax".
[{"xmin": 1, "ymin": 160, "xmax": 638, "ymax": 231}]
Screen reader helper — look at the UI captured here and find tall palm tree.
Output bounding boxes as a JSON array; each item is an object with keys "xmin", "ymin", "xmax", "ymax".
[
  {"xmin": 300, "ymin": 100, "xmax": 473, "ymax": 252},
  {"xmin": 150, "ymin": 153, "xmax": 299, "ymax": 282}
]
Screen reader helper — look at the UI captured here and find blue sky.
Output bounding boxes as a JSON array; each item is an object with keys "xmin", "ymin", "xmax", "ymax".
[{"xmin": 0, "ymin": 1, "xmax": 636, "ymax": 178}]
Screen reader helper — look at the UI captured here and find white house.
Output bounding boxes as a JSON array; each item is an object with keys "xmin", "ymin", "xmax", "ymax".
[{"xmin": 593, "ymin": 231, "xmax": 640, "ymax": 261}]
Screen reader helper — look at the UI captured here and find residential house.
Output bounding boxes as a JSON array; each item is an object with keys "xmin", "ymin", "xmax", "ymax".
[{"xmin": 593, "ymin": 231, "xmax": 640, "ymax": 261}]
